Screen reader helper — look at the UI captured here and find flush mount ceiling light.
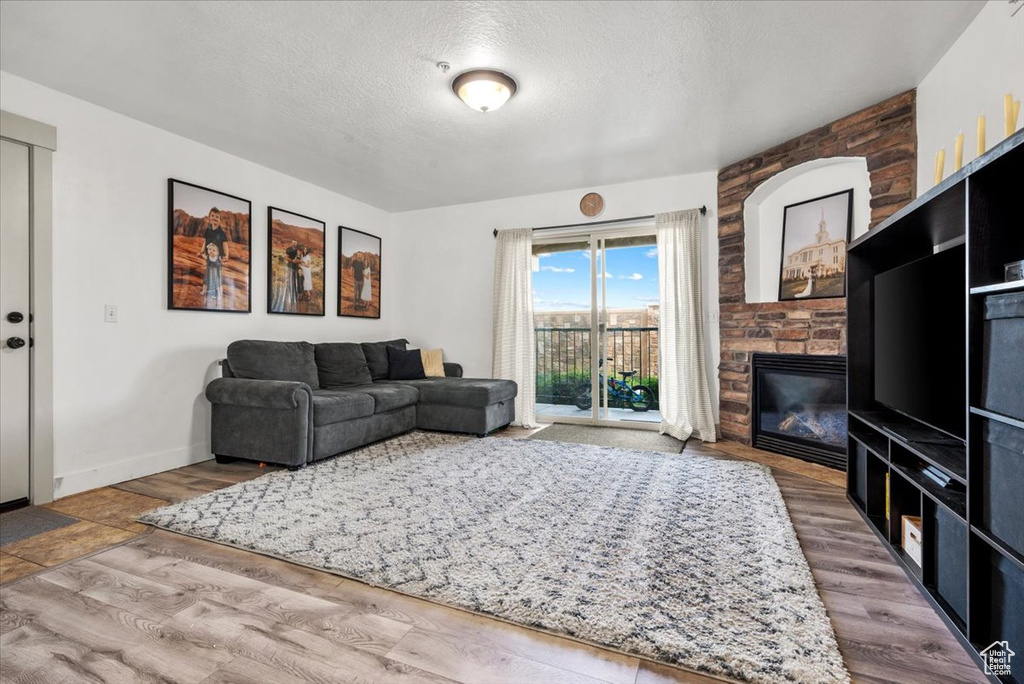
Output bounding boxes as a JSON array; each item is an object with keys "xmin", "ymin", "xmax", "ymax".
[{"xmin": 451, "ymin": 69, "xmax": 517, "ymax": 113}]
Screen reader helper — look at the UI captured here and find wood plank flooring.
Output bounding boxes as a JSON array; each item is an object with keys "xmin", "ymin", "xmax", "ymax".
[{"xmin": 0, "ymin": 431, "xmax": 988, "ymax": 683}]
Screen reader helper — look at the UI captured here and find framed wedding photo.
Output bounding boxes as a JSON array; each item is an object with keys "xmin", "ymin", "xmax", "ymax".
[
  {"xmin": 338, "ymin": 226, "xmax": 381, "ymax": 319},
  {"xmin": 267, "ymin": 207, "xmax": 326, "ymax": 316},
  {"xmin": 167, "ymin": 179, "xmax": 251, "ymax": 312},
  {"xmin": 778, "ymin": 189, "xmax": 853, "ymax": 301}
]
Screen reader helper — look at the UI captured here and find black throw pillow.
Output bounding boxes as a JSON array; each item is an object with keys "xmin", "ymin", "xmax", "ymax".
[
  {"xmin": 386, "ymin": 346, "xmax": 426, "ymax": 380},
  {"xmin": 361, "ymin": 338, "xmax": 409, "ymax": 380}
]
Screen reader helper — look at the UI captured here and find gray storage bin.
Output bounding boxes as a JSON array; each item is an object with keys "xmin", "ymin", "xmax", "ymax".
[
  {"xmin": 981, "ymin": 420, "xmax": 1024, "ymax": 557},
  {"xmin": 981, "ymin": 292, "xmax": 1024, "ymax": 421}
]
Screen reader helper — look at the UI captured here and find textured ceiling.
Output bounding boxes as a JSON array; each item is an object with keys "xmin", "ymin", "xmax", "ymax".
[{"xmin": 0, "ymin": 1, "xmax": 981, "ymax": 211}]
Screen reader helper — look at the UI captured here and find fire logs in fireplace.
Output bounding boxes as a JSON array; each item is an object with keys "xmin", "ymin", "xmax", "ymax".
[{"xmin": 752, "ymin": 353, "xmax": 847, "ymax": 469}]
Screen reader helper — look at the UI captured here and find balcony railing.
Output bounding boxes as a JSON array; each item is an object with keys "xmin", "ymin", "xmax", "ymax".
[{"xmin": 535, "ymin": 327, "xmax": 659, "ymax": 407}]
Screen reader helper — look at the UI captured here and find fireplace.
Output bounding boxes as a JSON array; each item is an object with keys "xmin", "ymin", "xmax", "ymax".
[{"xmin": 752, "ymin": 353, "xmax": 847, "ymax": 469}]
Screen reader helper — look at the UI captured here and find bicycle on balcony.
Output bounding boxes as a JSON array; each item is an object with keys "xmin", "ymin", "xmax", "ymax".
[{"xmin": 573, "ymin": 358, "xmax": 656, "ymax": 412}]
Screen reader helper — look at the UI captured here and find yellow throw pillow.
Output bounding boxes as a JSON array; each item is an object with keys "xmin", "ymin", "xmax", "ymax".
[{"xmin": 420, "ymin": 348, "xmax": 445, "ymax": 377}]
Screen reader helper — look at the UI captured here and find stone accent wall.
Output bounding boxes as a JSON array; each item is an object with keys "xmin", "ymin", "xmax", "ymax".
[{"xmin": 717, "ymin": 90, "xmax": 917, "ymax": 443}]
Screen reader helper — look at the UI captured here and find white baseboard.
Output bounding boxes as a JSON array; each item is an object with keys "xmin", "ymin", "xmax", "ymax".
[{"xmin": 53, "ymin": 443, "xmax": 212, "ymax": 499}]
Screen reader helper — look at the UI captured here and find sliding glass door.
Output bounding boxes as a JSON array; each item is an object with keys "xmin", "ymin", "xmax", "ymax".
[{"xmin": 533, "ymin": 228, "xmax": 660, "ymax": 428}]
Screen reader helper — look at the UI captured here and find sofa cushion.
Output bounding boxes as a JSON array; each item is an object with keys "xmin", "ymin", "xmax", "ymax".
[
  {"xmin": 420, "ymin": 349, "xmax": 445, "ymax": 377},
  {"xmin": 331, "ymin": 384, "xmax": 419, "ymax": 414},
  {"xmin": 311, "ymin": 390, "xmax": 374, "ymax": 426},
  {"xmin": 387, "ymin": 346, "xmax": 426, "ymax": 380},
  {"xmin": 227, "ymin": 340, "xmax": 320, "ymax": 389},
  {"xmin": 383, "ymin": 378, "xmax": 517, "ymax": 408},
  {"xmin": 361, "ymin": 339, "xmax": 409, "ymax": 380},
  {"xmin": 315, "ymin": 343, "xmax": 373, "ymax": 387}
]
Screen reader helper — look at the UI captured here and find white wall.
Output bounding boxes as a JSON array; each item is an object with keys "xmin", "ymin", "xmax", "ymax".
[
  {"xmin": 744, "ymin": 158, "xmax": 871, "ymax": 303},
  {"xmin": 0, "ymin": 72, "xmax": 397, "ymax": 497},
  {"xmin": 392, "ymin": 173, "xmax": 721, "ymax": 422},
  {"xmin": 917, "ymin": 0, "xmax": 1024, "ymax": 196}
]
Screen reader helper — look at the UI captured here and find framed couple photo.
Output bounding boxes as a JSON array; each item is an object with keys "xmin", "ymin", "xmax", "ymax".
[
  {"xmin": 267, "ymin": 207, "xmax": 326, "ymax": 316},
  {"xmin": 338, "ymin": 226, "xmax": 381, "ymax": 319}
]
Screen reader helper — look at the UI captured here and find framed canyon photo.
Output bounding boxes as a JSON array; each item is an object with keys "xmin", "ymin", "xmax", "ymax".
[
  {"xmin": 778, "ymin": 189, "xmax": 853, "ymax": 301},
  {"xmin": 167, "ymin": 179, "xmax": 251, "ymax": 312},
  {"xmin": 338, "ymin": 226, "xmax": 381, "ymax": 318},
  {"xmin": 267, "ymin": 207, "xmax": 326, "ymax": 316}
]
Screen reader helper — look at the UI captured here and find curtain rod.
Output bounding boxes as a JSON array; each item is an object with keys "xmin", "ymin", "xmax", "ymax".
[{"xmin": 492, "ymin": 205, "xmax": 706, "ymax": 237}]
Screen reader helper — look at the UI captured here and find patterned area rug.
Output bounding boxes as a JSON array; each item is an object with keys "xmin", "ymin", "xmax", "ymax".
[{"xmin": 140, "ymin": 432, "xmax": 849, "ymax": 684}]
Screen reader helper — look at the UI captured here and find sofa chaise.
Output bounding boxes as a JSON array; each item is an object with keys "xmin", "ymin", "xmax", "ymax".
[{"xmin": 205, "ymin": 339, "xmax": 517, "ymax": 468}]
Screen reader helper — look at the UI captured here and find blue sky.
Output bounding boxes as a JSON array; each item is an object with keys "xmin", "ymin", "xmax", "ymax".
[{"xmin": 532, "ymin": 245, "xmax": 659, "ymax": 311}]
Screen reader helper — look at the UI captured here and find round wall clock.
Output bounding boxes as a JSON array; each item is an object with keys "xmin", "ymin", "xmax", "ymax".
[{"xmin": 580, "ymin": 192, "xmax": 604, "ymax": 217}]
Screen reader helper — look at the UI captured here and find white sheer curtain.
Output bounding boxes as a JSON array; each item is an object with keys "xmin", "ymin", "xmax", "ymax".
[
  {"xmin": 492, "ymin": 228, "xmax": 537, "ymax": 428},
  {"xmin": 657, "ymin": 209, "xmax": 716, "ymax": 442}
]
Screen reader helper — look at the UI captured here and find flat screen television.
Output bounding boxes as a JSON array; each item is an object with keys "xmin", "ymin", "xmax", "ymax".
[{"xmin": 874, "ymin": 244, "xmax": 965, "ymax": 440}]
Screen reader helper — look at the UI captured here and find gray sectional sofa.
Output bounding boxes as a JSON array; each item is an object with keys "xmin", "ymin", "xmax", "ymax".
[{"xmin": 205, "ymin": 339, "xmax": 517, "ymax": 468}]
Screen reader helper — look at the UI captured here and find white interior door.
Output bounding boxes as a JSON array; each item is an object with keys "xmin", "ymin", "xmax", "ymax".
[{"xmin": 1, "ymin": 138, "xmax": 32, "ymax": 505}]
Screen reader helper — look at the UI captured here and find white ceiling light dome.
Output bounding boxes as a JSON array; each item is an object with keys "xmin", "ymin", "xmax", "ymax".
[{"xmin": 452, "ymin": 69, "xmax": 517, "ymax": 113}]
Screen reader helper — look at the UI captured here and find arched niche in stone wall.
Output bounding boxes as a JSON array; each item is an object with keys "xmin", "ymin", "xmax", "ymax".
[{"xmin": 742, "ymin": 157, "xmax": 871, "ymax": 304}]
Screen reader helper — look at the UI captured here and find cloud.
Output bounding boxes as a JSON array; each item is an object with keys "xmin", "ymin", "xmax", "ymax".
[
  {"xmin": 618, "ymin": 273, "xmax": 643, "ymax": 280},
  {"xmin": 538, "ymin": 253, "xmax": 553, "ymax": 258},
  {"xmin": 580, "ymin": 250, "xmax": 591, "ymax": 259},
  {"xmin": 541, "ymin": 266, "xmax": 575, "ymax": 273},
  {"xmin": 602, "ymin": 272, "xmax": 613, "ymax": 279},
  {"xmin": 535, "ymin": 300, "xmax": 590, "ymax": 309},
  {"xmin": 645, "ymin": 248, "xmax": 658, "ymax": 258},
  {"xmin": 634, "ymin": 296, "xmax": 659, "ymax": 303}
]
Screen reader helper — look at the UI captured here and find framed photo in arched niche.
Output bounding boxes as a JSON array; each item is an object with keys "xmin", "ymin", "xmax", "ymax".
[{"xmin": 778, "ymin": 189, "xmax": 853, "ymax": 301}]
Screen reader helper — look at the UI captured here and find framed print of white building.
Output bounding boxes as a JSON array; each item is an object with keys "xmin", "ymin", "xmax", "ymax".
[{"xmin": 778, "ymin": 189, "xmax": 853, "ymax": 301}]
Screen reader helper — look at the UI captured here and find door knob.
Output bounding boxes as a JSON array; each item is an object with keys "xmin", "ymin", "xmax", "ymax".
[
  {"xmin": 6, "ymin": 312, "xmax": 24, "ymax": 323},
  {"xmin": 6, "ymin": 337, "xmax": 26, "ymax": 349}
]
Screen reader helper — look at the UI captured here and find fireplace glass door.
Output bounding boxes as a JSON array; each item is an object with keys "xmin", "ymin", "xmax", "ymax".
[{"xmin": 752, "ymin": 353, "xmax": 847, "ymax": 468}]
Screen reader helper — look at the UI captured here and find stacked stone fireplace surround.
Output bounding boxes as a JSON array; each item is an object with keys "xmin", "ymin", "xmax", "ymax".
[{"xmin": 717, "ymin": 90, "xmax": 918, "ymax": 444}]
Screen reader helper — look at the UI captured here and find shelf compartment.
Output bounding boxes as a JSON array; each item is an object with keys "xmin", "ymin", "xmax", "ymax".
[
  {"xmin": 889, "ymin": 457, "xmax": 966, "ymax": 521},
  {"xmin": 975, "ymin": 418, "xmax": 1024, "ymax": 559},
  {"xmin": 968, "ymin": 134, "xmax": 1024, "ymax": 289},
  {"xmin": 970, "ymin": 543, "xmax": 1024, "ymax": 684},
  {"xmin": 976, "ymin": 289, "xmax": 1024, "ymax": 425},
  {"xmin": 893, "ymin": 438, "xmax": 966, "ymax": 485},
  {"xmin": 888, "ymin": 469, "xmax": 922, "ymax": 564},
  {"xmin": 863, "ymin": 454, "xmax": 890, "ymax": 538},
  {"xmin": 923, "ymin": 499, "xmax": 968, "ymax": 626},
  {"xmin": 847, "ymin": 437, "xmax": 868, "ymax": 510},
  {"xmin": 850, "ymin": 428, "xmax": 888, "ymax": 461}
]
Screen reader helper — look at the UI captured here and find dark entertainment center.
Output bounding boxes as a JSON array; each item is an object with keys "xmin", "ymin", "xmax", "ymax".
[{"xmin": 846, "ymin": 131, "xmax": 1023, "ymax": 682}]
